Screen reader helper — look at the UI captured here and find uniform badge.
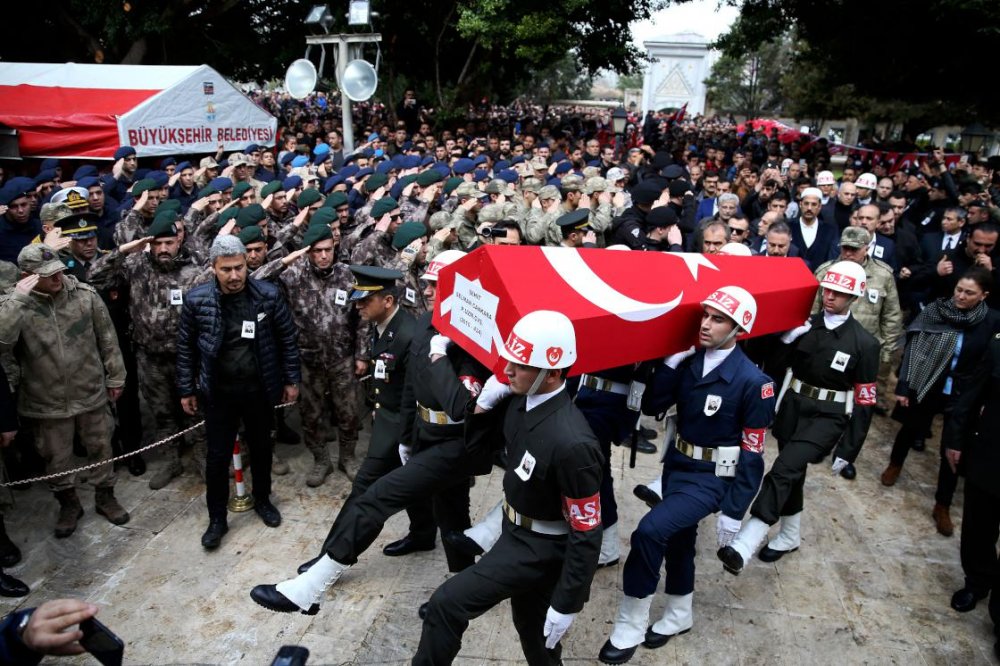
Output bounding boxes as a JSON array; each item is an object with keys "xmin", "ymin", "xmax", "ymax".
[
  {"xmin": 831, "ymin": 351, "xmax": 851, "ymax": 372},
  {"xmin": 405, "ymin": 287, "xmax": 416, "ymax": 304},
  {"xmin": 761, "ymin": 382, "xmax": 774, "ymax": 399},
  {"xmin": 335, "ymin": 289, "xmax": 348, "ymax": 305},
  {"xmin": 704, "ymin": 394, "xmax": 722, "ymax": 416},
  {"xmin": 868, "ymin": 288, "xmax": 879, "ymax": 304},
  {"xmin": 169, "ymin": 288, "xmax": 183, "ymax": 305},
  {"xmin": 874, "ymin": 245, "xmax": 884, "ymax": 258},
  {"xmin": 631, "ymin": 228, "xmax": 640, "ymax": 238},
  {"xmin": 241, "ymin": 321, "xmax": 256, "ymax": 339},
  {"xmin": 514, "ymin": 450, "xmax": 536, "ymax": 481},
  {"xmin": 374, "ymin": 359, "xmax": 387, "ymax": 379}
]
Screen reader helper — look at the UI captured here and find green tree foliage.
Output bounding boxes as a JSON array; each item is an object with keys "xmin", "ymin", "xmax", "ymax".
[{"xmin": 704, "ymin": 37, "xmax": 790, "ymax": 118}]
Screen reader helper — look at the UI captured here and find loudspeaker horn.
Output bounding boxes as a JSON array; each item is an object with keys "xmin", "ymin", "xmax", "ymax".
[
  {"xmin": 341, "ymin": 59, "xmax": 378, "ymax": 102},
  {"xmin": 285, "ymin": 59, "xmax": 318, "ymax": 99}
]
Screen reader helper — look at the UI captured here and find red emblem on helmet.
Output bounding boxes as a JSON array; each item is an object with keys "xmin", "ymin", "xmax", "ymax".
[
  {"xmin": 546, "ymin": 346, "xmax": 563, "ymax": 366},
  {"xmin": 742, "ymin": 310, "xmax": 752, "ymax": 325}
]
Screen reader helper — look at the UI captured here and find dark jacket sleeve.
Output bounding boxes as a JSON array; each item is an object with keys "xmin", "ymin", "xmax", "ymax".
[
  {"xmin": 837, "ymin": 331, "xmax": 881, "ymax": 462},
  {"xmin": 942, "ymin": 340, "xmax": 994, "ymax": 453},
  {"xmin": 720, "ymin": 373, "xmax": 775, "ymax": 519},
  {"xmin": 175, "ymin": 297, "xmax": 199, "ymax": 397},
  {"xmin": 430, "ymin": 349, "xmax": 490, "ymax": 422},
  {"xmin": 271, "ymin": 288, "xmax": 301, "ymax": 387},
  {"xmin": 0, "ymin": 609, "xmax": 43, "ymax": 666},
  {"xmin": 398, "ymin": 342, "xmax": 419, "ymax": 448},
  {"xmin": 0, "ymin": 366, "xmax": 17, "ymax": 434},
  {"xmin": 641, "ymin": 361, "xmax": 683, "ymax": 416}
]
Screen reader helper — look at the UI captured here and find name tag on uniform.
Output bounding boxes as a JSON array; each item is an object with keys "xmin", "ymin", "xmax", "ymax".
[
  {"xmin": 704, "ymin": 394, "xmax": 722, "ymax": 416},
  {"xmin": 873, "ymin": 245, "xmax": 884, "ymax": 258},
  {"xmin": 169, "ymin": 289, "xmax": 183, "ymax": 305},
  {"xmin": 335, "ymin": 289, "xmax": 348, "ymax": 305},
  {"xmin": 241, "ymin": 321, "xmax": 256, "ymax": 339},
  {"xmin": 515, "ymin": 450, "xmax": 536, "ymax": 481},
  {"xmin": 405, "ymin": 287, "xmax": 416, "ymax": 304},
  {"xmin": 831, "ymin": 351, "xmax": 850, "ymax": 372},
  {"xmin": 374, "ymin": 359, "xmax": 387, "ymax": 379},
  {"xmin": 868, "ymin": 288, "xmax": 880, "ymax": 304}
]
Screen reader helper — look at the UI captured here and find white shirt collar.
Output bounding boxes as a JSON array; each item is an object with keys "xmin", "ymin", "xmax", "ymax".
[
  {"xmin": 823, "ymin": 311, "xmax": 851, "ymax": 329},
  {"xmin": 526, "ymin": 381, "xmax": 565, "ymax": 411},
  {"xmin": 376, "ymin": 305, "xmax": 399, "ymax": 337},
  {"xmin": 703, "ymin": 346, "xmax": 735, "ymax": 377}
]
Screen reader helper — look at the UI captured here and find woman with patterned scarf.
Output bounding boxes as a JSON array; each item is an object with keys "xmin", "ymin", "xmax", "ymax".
[{"xmin": 881, "ymin": 267, "xmax": 1000, "ymax": 536}]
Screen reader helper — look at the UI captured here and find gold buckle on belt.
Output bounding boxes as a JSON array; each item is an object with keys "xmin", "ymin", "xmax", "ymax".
[
  {"xmin": 793, "ymin": 380, "xmax": 839, "ymax": 402},
  {"xmin": 581, "ymin": 375, "xmax": 605, "ymax": 392},
  {"xmin": 417, "ymin": 403, "xmax": 449, "ymax": 425},
  {"xmin": 503, "ymin": 500, "xmax": 532, "ymax": 530},
  {"xmin": 676, "ymin": 437, "xmax": 714, "ymax": 462}
]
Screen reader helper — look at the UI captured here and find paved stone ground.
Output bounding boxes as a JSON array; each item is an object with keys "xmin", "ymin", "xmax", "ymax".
[{"xmin": 0, "ymin": 410, "xmax": 996, "ymax": 665}]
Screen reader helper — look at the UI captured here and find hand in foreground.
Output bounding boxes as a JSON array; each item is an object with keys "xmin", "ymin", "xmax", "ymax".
[{"xmin": 22, "ymin": 599, "xmax": 99, "ymax": 656}]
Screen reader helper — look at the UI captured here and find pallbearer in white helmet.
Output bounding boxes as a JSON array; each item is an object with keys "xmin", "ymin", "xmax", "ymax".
[
  {"xmin": 599, "ymin": 286, "xmax": 777, "ymax": 665},
  {"xmin": 413, "ymin": 309, "xmax": 605, "ymax": 664},
  {"xmin": 717, "ymin": 261, "xmax": 880, "ymax": 575}
]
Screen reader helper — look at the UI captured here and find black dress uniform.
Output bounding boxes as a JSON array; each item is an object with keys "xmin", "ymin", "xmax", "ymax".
[
  {"xmin": 754, "ymin": 311, "xmax": 880, "ymax": 524},
  {"xmin": 942, "ymin": 333, "xmax": 1000, "ymax": 638},
  {"xmin": 414, "ymin": 387, "xmax": 603, "ymax": 665}
]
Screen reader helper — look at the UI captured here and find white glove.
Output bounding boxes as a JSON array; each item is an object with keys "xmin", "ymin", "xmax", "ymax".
[
  {"xmin": 476, "ymin": 375, "xmax": 512, "ymax": 411},
  {"xmin": 429, "ymin": 334, "xmax": 451, "ymax": 358},
  {"xmin": 398, "ymin": 443, "xmax": 412, "ymax": 465},
  {"xmin": 664, "ymin": 345, "xmax": 696, "ymax": 369},
  {"xmin": 716, "ymin": 514, "xmax": 741, "ymax": 548},
  {"xmin": 780, "ymin": 319, "xmax": 812, "ymax": 344},
  {"xmin": 831, "ymin": 457, "xmax": 849, "ymax": 475},
  {"xmin": 542, "ymin": 607, "xmax": 576, "ymax": 649}
]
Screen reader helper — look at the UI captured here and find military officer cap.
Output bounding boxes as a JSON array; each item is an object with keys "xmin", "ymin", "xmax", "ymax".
[
  {"xmin": 454, "ymin": 182, "xmax": 487, "ymax": 200},
  {"xmin": 538, "ymin": 185, "xmax": 561, "ymax": 201},
  {"xmin": 339, "ymin": 165, "xmax": 360, "ymax": 180},
  {"xmin": 521, "ymin": 177, "xmax": 543, "ymax": 193},
  {"xmin": 50, "ymin": 186, "xmax": 90, "ymax": 212},
  {"xmin": 392, "ymin": 221, "xmax": 428, "ymax": 250},
  {"xmin": 302, "ymin": 224, "xmax": 333, "ymax": 248},
  {"xmin": 370, "ymin": 196, "xmax": 400, "ymax": 220},
  {"xmin": 840, "ymin": 226, "xmax": 871, "ymax": 248},
  {"xmin": 428, "ymin": 210, "xmax": 452, "ymax": 231},
  {"xmin": 260, "ymin": 180, "xmax": 283, "ymax": 198},
  {"xmin": 147, "ymin": 211, "xmax": 181, "ymax": 238},
  {"xmin": 236, "ymin": 203, "xmax": 267, "ymax": 229},
  {"xmin": 443, "ymin": 177, "xmax": 463, "ymax": 196},
  {"xmin": 160, "ymin": 157, "xmax": 177, "ymax": 168},
  {"xmin": 18, "ymin": 244, "xmax": 66, "ymax": 277},
  {"xmin": 646, "ymin": 206, "xmax": 679, "ymax": 229},
  {"xmin": 279, "ymin": 153, "xmax": 297, "ymax": 167},
  {"xmin": 416, "ymin": 169, "xmax": 443, "ymax": 187},
  {"xmin": 661, "ymin": 164, "xmax": 685, "ymax": 180},
  {"xmin": 309, "ymin": 208, "xmax": 337, "ymax": 227},
  {"xmin": 210, "ymin": 177, "xmax": 234, "ymax": 192},
  {"xmin": 297, "ymin": 188, "xmax": 324, "ymax": 209},
  {"xmin": 131, "ymin": 178, "xmax": 158, "ymax": 197},
  {"xmin": 232, "ymin": 182, "xmax": 253, "ymax": 200},
  {"xmin": 582, "ymin": 166, "xmax": 601, "ymax": 179},
  {"xmin": 631, "ymin": 180, "xmax": 663, "ymax": 205},
  {"xmin": 560, "ymin": 175, "xmax": 583, "ymax": 193},
  {"xmin": 324, "ymin": 191, "xmax": 349, "ymax": 209},
  {"xmin": 365, "ymin": 173, "xmax": 389, "ymax": 192},
  {"xmin": 557, "ymin": 209, "xmax": 591, "ymax": 234},
  {"xmin": 237, "ymin": 225, "xmax": 265, "ymax": 247},
  {"xmin": 452, "ymin": 158, "xmax": 475, "ymax": 175},
  {"xmin": 348, "ymin": 265, "xmax": 403, "ymax": 301},
  {"xmin": 55, "ymin": 211, "xmax": 98, "ymax": 239},
  {"xmin": 113, "ymin": 146, "xmax": 136, "ymax": 160},
  {"xmin": 290, "ymin": 155, "xmax": 309, "ymax": 168},
  {"xmin": 323, "ymin": 175, "xmax": 344, "ymax": 193},
  {"xmin": 473, "ymin": 155, "xmax": 488, "ymax": 167}
]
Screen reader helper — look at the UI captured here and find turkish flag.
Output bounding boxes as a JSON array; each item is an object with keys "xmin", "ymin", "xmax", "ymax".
[{"xmin": 433, "ymin": 247, "xmax": 819, "ymax": 376}]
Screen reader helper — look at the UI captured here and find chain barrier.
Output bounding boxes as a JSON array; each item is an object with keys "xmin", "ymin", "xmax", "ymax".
[{"xmin": 0, "ymin": 402, "xmax": 296, "ymax": 488}]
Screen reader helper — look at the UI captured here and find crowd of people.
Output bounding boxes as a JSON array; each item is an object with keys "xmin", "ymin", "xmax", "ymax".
[{"xmin": 0, "ymin": 94, "xmax": 998, "ymax": 662}]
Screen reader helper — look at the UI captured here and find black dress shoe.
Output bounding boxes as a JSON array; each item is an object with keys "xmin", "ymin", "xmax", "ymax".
[
  {"xmin": 201, "ymin": 518, "xmax": 229, "ymax": 550},
  {"xmin": 950, "ymin": 587, "xmax": 988, "ymax": 613},
  {"xmin": 383, "ymin": 536, "xmax": 435, "ymax": 557},
  {"xmin": 636, "ymin": 438, "xmax": 657, "ymax": 454},
  {"xmin": 418, "ymin": 602, "xmax": 429, "ymax": 620},
  {"xmin": 442, "ymin": 530, "xmax": 484, "ymax": 558},
  {"xmin": 127, "ymin": 454, "xmax": 146, "ymax": 477},
  {"xmin": 0, "ymin": 572, "xmax": 29, "ymax": 598},
  {"xmin": 250, "ymin": 584, "xmax": 319, "ymax": 615},
  {"xmin": 717, "ymin": 546, "xmax": 744, "ymax": 575},
  {"xmin": 633, "ymin": 484, "xmax": 661, "ymax": 509},
  {"xmin": 643, "ymin": 626, "xmax": 690, "ymax": 649},
  {"xmin": 839, "ymin": 462, "xmax": 857, "ymax": 480},
  {"xmin": 911, "ymin": 439, "xmax": 926, "ymax": 452},
  {"xmin": 297, "ymin": 554, "xmax": 321, "ymax": 575},
  {"xmin": 254, "ymin": 500, "xmax": 282, "ymax": 528},
  {"xmin": 759, "ymin": 545, "xmax": 797, "ymax": 563},
  {"xmin": 640, "ymin": 426, "xmax": 657, "ymax": 440},
  {"xmin": 598, "ymin": 638, "xmax": 637, "ymax": 665}
]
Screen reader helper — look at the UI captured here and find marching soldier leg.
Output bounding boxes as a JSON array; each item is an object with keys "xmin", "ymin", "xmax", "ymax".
[
  {"xmin": 433, "ymin": 475, "xmax": 474, "ymax": 572},
  {"xmin": 750, "ymin": 439, "xmax": 827, "ymax": 526},
  {"xmin": 511, "ymin": 579, "xmax": 562, "ymax": 666},
  {"xmin": 299, "ymin": 364, "xmax": 333, "ymax": 488}
]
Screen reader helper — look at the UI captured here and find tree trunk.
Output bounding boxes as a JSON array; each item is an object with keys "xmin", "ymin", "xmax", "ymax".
[{"xmin": 120, "ymin": 37, "xmax": 148, "ymax": 65}]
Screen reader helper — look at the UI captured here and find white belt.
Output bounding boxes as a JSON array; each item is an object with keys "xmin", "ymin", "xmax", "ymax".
[
  {"xmin": 674, "ymin": 437, "xmax": 718, "ymax": 462},
  {"xmin": 502, "ymin": 499, "xmax": 569, "ymax": 535},
  {"xmin": 417, "ymin": 402, "xmax": 463, "ymax": 425},
  {"xmin": 579, "ymin": 373, "xmax": 629, "ymax": 396},
  {"xmin": 789, "ymin": 378, "xmax": 849, "ymax": 403}
]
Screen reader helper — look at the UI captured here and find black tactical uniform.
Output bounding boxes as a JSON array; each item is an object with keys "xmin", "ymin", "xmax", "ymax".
[{"xmin": 414, "ymin": 387, "xmax": 603, "ymax": 665}]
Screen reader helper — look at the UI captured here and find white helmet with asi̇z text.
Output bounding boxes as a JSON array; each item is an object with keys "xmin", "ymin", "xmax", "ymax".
[
  {"xmin": 701, "ymin": 285, "xmax": 758, "ymax": 334},
  {"xmin": 498, "ymin": 310, "xmax": 577, "ymax": 370},
  {"xmin": 855, "ymin": 172, "xmax": 878, "ymax": 190},
  {"xmin": 420, "ymin": 249, "xmax": 466, "ymax": 282},
  {"xmin": 820, "ymin": 260, "xmax": 866, "ymax": 297}
]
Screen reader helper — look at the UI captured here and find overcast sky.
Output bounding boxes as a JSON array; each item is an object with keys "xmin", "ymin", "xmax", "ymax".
[{"xmin": 631, "ymin": 0, "xmax": 739, "ymax": 46}]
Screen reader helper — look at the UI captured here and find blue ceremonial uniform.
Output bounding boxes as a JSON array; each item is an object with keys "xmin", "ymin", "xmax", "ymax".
[{"xmin": 622, "ymin": 346, "xmax": 775, "ymax": 598}]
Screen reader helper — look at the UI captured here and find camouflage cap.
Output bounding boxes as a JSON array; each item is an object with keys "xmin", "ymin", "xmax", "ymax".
[
  {"xmin": 428, "ymin": 211, "xmax": 452, "ymax": 231},
  {"xmin": 584, "ymin": 176, "xmax": 609, "ymax": 195},
  {"xmin": 582, "ymin": 166, "xmax": 601, "ymax": 179},
  {"xmin": 530, "ymin": 158, "xmax": 548, "ymax": 171},
  {"xmin": 538, "ymin": 185, "xmax": 561, "ymax": 201},
  {"xmin": 841, "ymin": 226, "xmax": 871, "ymax": 248},
  {"xmin": 227, "ymin": 153, "xmax": 251, "ymax": 167},
  {"xmin": 17, "ymin": 243, "xmax": 65, "ymax": 277},
  {"xmin": 40, "ymin": 202, "xmax": 73, "ymax": 225},
  {"xmin": 478, "ymin": 204, "xmax": 507, "ymax": 223},
  {"xmin": 521, "ymin": 177, "xmax": 543, "ymax": 193},
  {"xmin": 454, "ymin": 182, "xmax": 487, "ymax": 200},
  {"xmin": 484, "ymin": 179, "xmax": 512, "ymax": 195},
  {"xmin": 560, "ymin": 175, "xmax": 583, "ymax": 193}
]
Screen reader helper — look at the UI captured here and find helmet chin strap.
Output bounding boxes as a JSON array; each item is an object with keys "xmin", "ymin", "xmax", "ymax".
[
  {"xmin": 526, "ymin": 368, "xmax": 549, "ymax": 396},
  {"xmin": 709, "ymin": 325, "xmax": 742, "ymax": 351}
]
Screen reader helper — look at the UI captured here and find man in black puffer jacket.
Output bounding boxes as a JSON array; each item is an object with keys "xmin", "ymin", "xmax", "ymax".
[{"xmin": 176, "ymin": 235, "xmax": 301, "ymax": 550}]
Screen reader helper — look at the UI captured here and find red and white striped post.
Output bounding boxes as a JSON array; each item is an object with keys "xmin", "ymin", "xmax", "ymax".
[{"xmin": 227, "ymin": 435, "xmax": 255, "ymax": 512}]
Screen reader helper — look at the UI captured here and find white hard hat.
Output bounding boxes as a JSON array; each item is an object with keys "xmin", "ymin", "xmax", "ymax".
[
  {"xmin": 421, "ymin": 249, "xmax": 466, "ymax": 282},
  {"xmin": 855, "ymin": 172, "xmax": 878, "ymax": 190},
  {"xmin": 719, "ymin": 242, "xmax": 752, "ymax": 256},
  {"xmin": 605, "ymin": 167, "xmax": 626, "ymax": 183},
  {"xmin": 701, "ymin": 285, "xmax": 758, "ymax": 333},
  {"xmin": 498, "ymin": 310, "xmax": 577, "ymax": 370},
  {"xmin": 820, "ymin": 260, "xmax": 867, "ymax": 297},
  {"xmin": 816, "ymin": 170, "xmax": 836, "ymax": 186}
]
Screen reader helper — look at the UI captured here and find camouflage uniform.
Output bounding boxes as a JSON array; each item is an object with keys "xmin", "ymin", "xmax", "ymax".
[
  {"xmin": 399, "ymin": 195, "xmax": 431, "ymax": 224},
  {"xmin": 390, "ymin": 257, "xmax": 430, "ymax": 318},
  {"xmin": 113, "ymin": 208, "xmax": 154, "ymax": 245},
  {"xmin": 451, "ymin": 208, "xmax": 481, "ymax": 250},
  {"xmin": 351, "ymin": 229, "xmax": 397, "ymax": 268},
  {"xmin": 88, "ymin": 248, "xmax": 210, "ymax": 482},
  {"xmin": 523, "ymin": 207, "xmax": 561, "ymax": 246},
  {"xmin": 253, "ymin": 257, "xmax": 365, "ymax": 483}
]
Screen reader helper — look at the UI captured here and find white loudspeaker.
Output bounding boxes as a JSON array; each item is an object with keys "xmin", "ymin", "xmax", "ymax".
[
  {"xmin": 341, "ymin": 59, "xmax": 378, "ymax": 102},
  {"xmin": 285, "ymin": 59, "xmax": 318, "ymax": 99}
]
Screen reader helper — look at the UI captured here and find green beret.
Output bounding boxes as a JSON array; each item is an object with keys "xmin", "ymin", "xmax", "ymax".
[
  {"xmin": 156, "ymin": 199, "xmax": 181, "ymax": 215},
  {"xmin": 236, "ymin": 203, "xmax": 267, "ymax": 229},
  {"xmin": 132, "ymin": 178, "xmax": 158, "ymax": 196},
  {"xmin": 297, "ymin": 188, "xmax": 324, "ymax": 209},
  {"xmin": 323, "ymin": 191, "xmax": 348, "ymax": 209},
  {"xmin": 392, "ymin": 221, "xmax": 427, "ymax": 249},
  {"xmin": 215, "ymin": 207, "xmax": 240, "ymax": 230},
  {"xmin": 310, "ymin": 208, "xmax": 337, "ymax": 227},
  {"xmin": 365, "ymin": 173, "xmax": 389, "ymax": 192},
  {"xmin": 147, "ymin": 211, "xmax": 180, "ymax": 238},
  {"xmin": 416, "ymin": 169, "xmax": 443, "ymax": 187},
  {"xmin": 370, "ymin": 196, "xmax": 399, "ymax": 220},
  {"xmin": 260, "ymin": 180, "xmax": 283, "ymax": 198},
  {"xmin": 238, "ymin": 225, "xmax": 265, "ymax": 246},
  {"xmin": 232, "ymin": 182, "xmax": 253, "ymax": 200},
  {"xmin": 302, "ymin": 224, "xmax": 333, "ymax": 248},
  {"xmin": 443, "ymin": 177, "xmax": 463, "ymax": 196},
  {"xmin": 198, "ymin": 184, "xmax": 218, "ymax": 198}
]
